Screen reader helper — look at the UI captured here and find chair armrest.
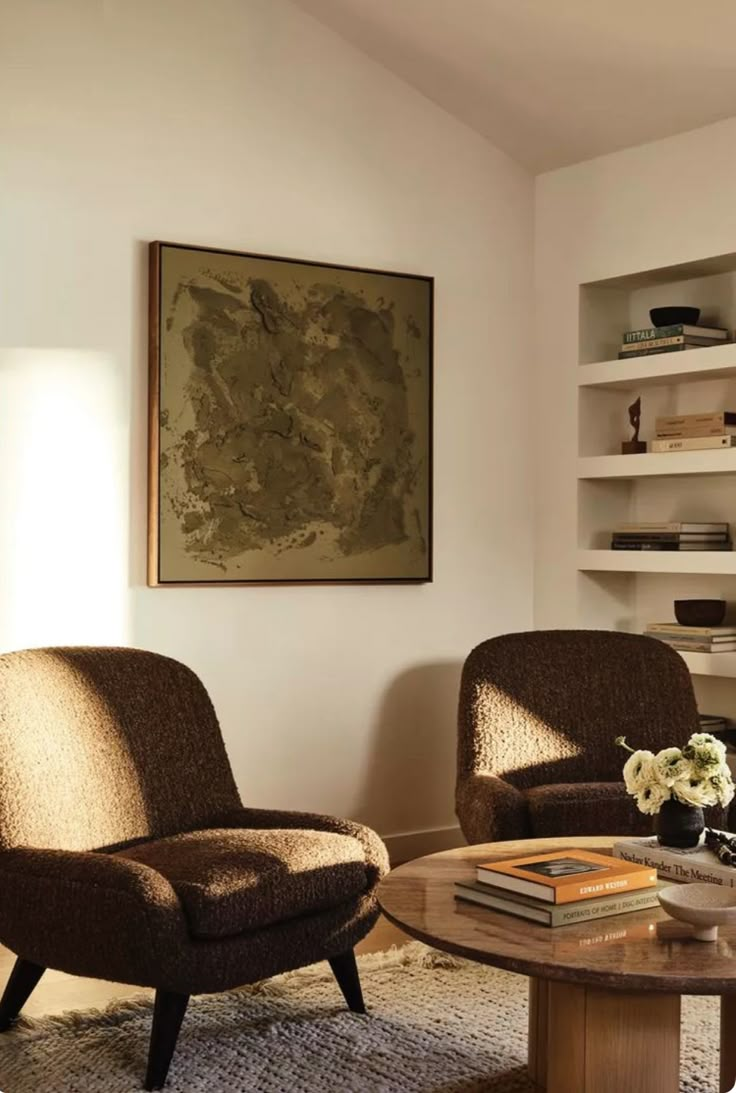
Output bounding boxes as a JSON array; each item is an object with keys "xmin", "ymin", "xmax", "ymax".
[
  {"xmin": 0, "ymin": 846, "xmax": 181, "ymax": 906},
  {"xmin": 456, "ymin": 773, "xmax": 530, "ymax": 844},
  {"xmin": 0, "ymin": 847, "xmax": 187, "ymax": 986},
  {"xmin": 212, "ymin": 807, "xmax": 390, "ymax": 882}
]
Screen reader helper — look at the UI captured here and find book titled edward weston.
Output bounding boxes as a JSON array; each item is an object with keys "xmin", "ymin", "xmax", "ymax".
[
  {"xmin": 455, "ymin": 879, "xmax": 664, "ymax": 927},
  {"xmin": 476, "ymin": 849, "xmax": 656, "ymax": 904}
]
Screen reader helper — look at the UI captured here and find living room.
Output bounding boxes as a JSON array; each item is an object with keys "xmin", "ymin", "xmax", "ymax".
[{"xmin": 2, "ymin": 1, "xmax": 736, "ymax": 1090}]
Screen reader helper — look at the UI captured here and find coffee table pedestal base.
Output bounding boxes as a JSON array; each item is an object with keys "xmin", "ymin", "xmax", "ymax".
[
  {"xmin": 721, "ymin": 994, "xmax": 736, "ymax": 1092},
  {"xmin": 529, "ymin": 978, "xmax": 680, "ymax": 1092}
]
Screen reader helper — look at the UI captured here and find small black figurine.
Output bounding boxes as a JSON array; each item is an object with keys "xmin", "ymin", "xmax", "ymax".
[{"xmin": 621, "ymin": 396, "xmax": 647, "ymax": 454}]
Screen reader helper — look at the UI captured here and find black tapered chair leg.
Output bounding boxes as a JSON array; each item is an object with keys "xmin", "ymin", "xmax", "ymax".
[
  {"xmin": 0, "ymin": 957, "xmax": 45, "ymax": 1031},
  {"xmin": 328, "ymin": 949, "xmax": 366, "ymax": 1014},
  {"xmin": 144, "ymin": 989, "xmax": 189, "ymax": 1091}
]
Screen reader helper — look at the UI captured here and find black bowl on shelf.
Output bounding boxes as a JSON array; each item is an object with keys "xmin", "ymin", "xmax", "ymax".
[
  {"xmin": 674, "ymin": 599, "xmax": 726, "ymax": 627},
  {"xmin": 650, "ymin": 306, "xmax": 701, "ymax": 328}
]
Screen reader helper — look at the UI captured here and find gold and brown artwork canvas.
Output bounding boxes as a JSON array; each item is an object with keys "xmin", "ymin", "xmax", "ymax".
[{"xmin": 148, "ymin": 242, "xmax": 433, "ymax": 584}]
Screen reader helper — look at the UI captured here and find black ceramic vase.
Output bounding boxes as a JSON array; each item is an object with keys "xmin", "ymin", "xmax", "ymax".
[{"xmin": 655, "ymin": 798, "xmax": 704, "ymax": 849}]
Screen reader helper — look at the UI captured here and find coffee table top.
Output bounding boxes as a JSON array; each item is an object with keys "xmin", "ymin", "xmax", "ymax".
[{"xmin": 377, "ymin": 835, "xmax": 736, "ymax": 994}]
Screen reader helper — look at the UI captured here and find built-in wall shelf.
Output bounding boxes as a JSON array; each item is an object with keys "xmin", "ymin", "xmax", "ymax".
[
  {"xmin": 577, "ymin": 550, "xmax": 736, "ymax": 575},
  {"xmin": 578, "ymin": 451, "xmax": 736, "ymax": 479},
  {"xmin": 578, "ymin": 344, "xmax": 736, "ymax": 390},
  {"xmin": 676, "ymin": 650, "xmax": 736, "ymax": 679},
  {"xmin": 576, "ymin": 250, "xmax": 736, "ymax": 709}
]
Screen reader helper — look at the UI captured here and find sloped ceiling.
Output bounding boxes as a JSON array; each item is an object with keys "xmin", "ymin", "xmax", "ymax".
[{"xmin": 294, "ymin": 0, "xmax": 736, "ymax": 171}]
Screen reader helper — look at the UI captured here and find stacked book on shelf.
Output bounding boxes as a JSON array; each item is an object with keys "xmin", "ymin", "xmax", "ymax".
[
  {"xmin": 610, "ymin": 521, "xmax": 732, "ymax": 552},
  {"xmin": 613, "ymin": 834, "xmax": 736, "ymax": 888},
  {"xmin": 650, "ymin": 411, "xmax": 736, "ymax": 454},
  {"xmin": 454, "ymin": 849, "xmax": 659, "ymax": 928},
  {"xmin": 618, "ymin": 323, "xmax": 729, "ymax": 359},
  {"xmin": 699, "ymin": 712, "xmax": 733, "ymax": 735},
  {"xmin": 645, "ymin": 622, "xmax": 736, "ymax": 653}
]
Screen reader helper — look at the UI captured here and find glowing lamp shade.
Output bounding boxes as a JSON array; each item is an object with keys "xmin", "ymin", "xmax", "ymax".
[{"xmin": 0, "ymin": 349, "xmax": 130, "ymax": 651}]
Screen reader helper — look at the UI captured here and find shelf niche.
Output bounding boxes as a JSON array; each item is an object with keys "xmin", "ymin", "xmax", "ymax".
[
  {"xmin": 575, "ymin": 251, "xmax": 736, "ymax": 705},
  {"xmin": 579, "ymin": 250, "xmax": 736, "ymax": 366}
]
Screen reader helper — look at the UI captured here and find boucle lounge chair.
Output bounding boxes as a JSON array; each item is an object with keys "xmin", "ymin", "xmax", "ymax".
[
  {"xmin": 0, "ymin": 647, "xmax": 388, "ymax": 1089},
  {"xmin": 455, "ymin": 629, "xmax": 722, "ymax": 843}
]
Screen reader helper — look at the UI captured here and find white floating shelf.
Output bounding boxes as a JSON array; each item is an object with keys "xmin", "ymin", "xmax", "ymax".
[
  {"xmin": 578, "ymin": 342, "xmax": 736, "ymax": 389},
  {"xmin": 578, "ymin": 450, "xmax": 736, "ymax": 479},
  {"xmin": 577, "ymin": 550, "xmax": 736, "ymax": 575},
  {"xmin": 676, "ymin": 650, "xmax": 736, "ymax": 678}
]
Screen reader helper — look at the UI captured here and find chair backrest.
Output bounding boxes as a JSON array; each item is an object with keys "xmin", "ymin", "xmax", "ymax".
[
  {"xmin": 0, "ymin": 647, "xmax": 242, "ymax": 852},
  {"xmin": 457, "ymin": 630, "xmax": 700, "ymax": 790}
]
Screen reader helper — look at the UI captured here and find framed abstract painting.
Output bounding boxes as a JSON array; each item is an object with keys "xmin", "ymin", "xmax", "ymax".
[{"xmin": 148, "ymin": 241, "xmax": 433, "ymax": 585}]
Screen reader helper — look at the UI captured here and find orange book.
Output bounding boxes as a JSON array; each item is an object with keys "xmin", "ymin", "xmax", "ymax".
[{"xmin": 476, "ymin": 849, "xmax": 657, "ymax": 905}]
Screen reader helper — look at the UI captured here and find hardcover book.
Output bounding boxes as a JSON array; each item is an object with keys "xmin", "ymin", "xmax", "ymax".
[
  {"xmin": 611, "ymin": 542, "xmax": 732, "ymax": 551},
  {"xmin": 612, "ymin": 836, "xmax": 736, "ymax": 888},
  {"xmin": 475, "ymin": 849, "xmax": 656, "ymax": 904},
  {"xmin": 647, "ymin": 638, "xmax": 736, "ymax": 652},
  {"xmin": 454, "ymin": 879, "xmax": 664, "ymax": 927},
  {"xmin": 656, "ymin": 428, "xmax": 736, "ymax": 441},
  {"xmin": 623, "ymin": 324, "xmax": 729, "ymax": 344},
  {"xmin": 612, "ymin": 522, "xmax": 728, "ymax": 534},
  {"xmin": 650, "ymin": 435, "xmax": 736, "ymax": 452},
  {"xmin": 646, "ymin": 624, "xmax": 736, "ymax": 637},
  {"xmin": 656, "ymin": 412, "xmax": 736, "ymax": 430},
  {"xmin": 619, "ymin": 335, "xmax": 723, "ymax": 353},
  {"xmin": 699, "ymin": 714, "xmax": 730, "ymax": 727},
  {"xmin": 655, "ymin": 426, "xmax": 736, "ymax": 439},
  {"xmin": 618, "ymin": 344, "xmax": 712, "ymax": 358},
  {"xmin": 612, "ymin": 533, "xmax": 728, "ymax": 542}
]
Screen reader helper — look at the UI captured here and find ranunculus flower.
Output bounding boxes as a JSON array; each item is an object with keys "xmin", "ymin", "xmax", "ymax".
[
  {"xmin": 653, "ymin": 747, "xmax": 691, "ymax": 787},
  {"xmin": 685, "ymin": 732, "xmax": 727, "ymax": 772},
  {"xmin": 709, "ymin": 771, "xmax": 735, "ymax": 808},
  {"xmin": 623, "ymin": 750, "xmax": 656, "ymax": 794},
  {"xmin": 673, "ymin": 777, "xmax": 715, "ymax": 808},
  {"xmin": 688, "ymin": 732, "xmax": 727, "ymax": 754},
  {"xmin": 636, "ymin": 782, "xmax": 671, "ymax": 815}
]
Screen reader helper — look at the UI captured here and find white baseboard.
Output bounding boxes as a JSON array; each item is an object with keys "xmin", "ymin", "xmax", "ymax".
[{"xmin": 382, "ymin": 824, "xmax": 466, "ymax": 865}]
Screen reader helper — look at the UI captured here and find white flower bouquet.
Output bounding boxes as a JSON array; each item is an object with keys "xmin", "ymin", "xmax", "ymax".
[{"xmin": 616, "ymin": 732, "xmax": 735, "ymax": 816}]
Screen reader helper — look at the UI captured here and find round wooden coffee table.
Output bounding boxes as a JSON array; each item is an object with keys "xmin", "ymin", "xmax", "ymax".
[{"xmin": 378, "ymin": 835, "xmax": 736, "ymax": 1093}]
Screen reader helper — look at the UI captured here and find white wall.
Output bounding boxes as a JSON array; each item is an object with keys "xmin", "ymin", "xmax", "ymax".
[
  {"xmin": 0, "ymin": 0, "xmax": 534, "ymax": 847},
  {"xmin": 534, "ymin": 116, "xmax": 736, "ymax": 715}
]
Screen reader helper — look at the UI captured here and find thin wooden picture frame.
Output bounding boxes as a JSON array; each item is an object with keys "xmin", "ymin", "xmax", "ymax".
[{"xmin": 148, "ymin": 241, "xmax": 433, "ymax": 586}]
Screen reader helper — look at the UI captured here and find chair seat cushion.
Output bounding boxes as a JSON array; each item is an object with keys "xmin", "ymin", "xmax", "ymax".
[
  {"xmin": 116, "ymin": 828, "xmax": 371, "ymax": 939},
  {"xmin": 524, "ymin": 782, "xmax": 650, "ymax": 839}
]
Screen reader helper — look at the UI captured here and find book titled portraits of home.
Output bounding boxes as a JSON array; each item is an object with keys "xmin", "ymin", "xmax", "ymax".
[{"xmin": 148, "ymin": 241, "xmax": 433, "ymax": 585}]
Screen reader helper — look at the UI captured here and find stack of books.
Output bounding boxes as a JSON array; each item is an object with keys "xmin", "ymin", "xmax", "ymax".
[
  {"xmin": 618, "ymin": 323, "xmax": 729, "ymax": 359},
  {"xmin": 613, "ymin": 835, "xmax": 736, "ymax": 888},
  {"xmin": 454, "ymin": 849, "xmax": 659, "ymax": 928},
  {"xmin": 699, "ymin": 712, "xmax": 732, "ymax": 734},
  {"xmin": 610, "ymin": 521, "xmax": 732, "ymax": 551},
  {"xmin": 650, "ymin": 411, "xmax": 736, "ymax": 454},
  {"xmin": 644, "ymin": 623, "xmax": 736, "ymax": 653}
]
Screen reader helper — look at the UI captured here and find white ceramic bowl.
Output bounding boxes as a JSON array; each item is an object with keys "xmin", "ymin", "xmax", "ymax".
[{"xmin": 658, "ymin": 882, "xmax": 736, "ymax": 941}]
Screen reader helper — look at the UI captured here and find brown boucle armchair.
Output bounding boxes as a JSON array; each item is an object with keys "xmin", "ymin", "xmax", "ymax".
[
  {"xmin": 456, "ymin": 629, "xmax": 719, "ymax": 844},
  {"xmin": 0, "ymin": 647, "xmax": 389, "ymax": 1090}
]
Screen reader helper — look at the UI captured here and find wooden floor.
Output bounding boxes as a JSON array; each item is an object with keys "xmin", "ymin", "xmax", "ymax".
[{"xmin": 0, "ymin": 916, "xmax": 410, "ymax": 1019}]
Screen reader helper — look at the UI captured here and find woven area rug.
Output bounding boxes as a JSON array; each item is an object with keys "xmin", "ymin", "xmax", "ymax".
[{"xmin": 0, "ymin": 942, "xmax": 720, "ymax": 1092}]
